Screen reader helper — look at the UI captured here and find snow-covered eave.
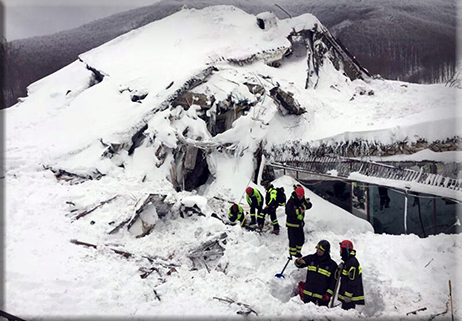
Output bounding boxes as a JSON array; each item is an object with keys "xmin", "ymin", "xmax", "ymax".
[
  {"xmin": 347, "ymin": 172, "xmax": 462, "ymax": 202},
  {"xmin": 310, "ymin": 122, "xmax": 461, "ymax": 151},
  {"xmin": 350, "ymin": 150, "xmax": 462, "ymax": 164},
  {"xmin": 269, "ymin": 162, "xmax": 462, "ymax": 203}
]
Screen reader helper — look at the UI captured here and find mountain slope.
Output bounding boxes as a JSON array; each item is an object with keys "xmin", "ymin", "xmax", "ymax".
[{"xmin": 2, "ymin": 0, "xmax": 456, "ymax": 108}]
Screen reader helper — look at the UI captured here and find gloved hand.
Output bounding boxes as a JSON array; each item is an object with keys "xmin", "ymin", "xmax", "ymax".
[
  {"xmin": 295, "ymin": 257, "xmax": 305, "ymax": 267},
  {"xmin": 297, "ymin": 214, "xmax": 303, "ymax": 221},
  {"xmin": 343, "ymin": 296, "xmax": 352, "ymax": 303},
  {"xmin": 322, "ymin": 294, "xmax": 331, "ymax": 302}
]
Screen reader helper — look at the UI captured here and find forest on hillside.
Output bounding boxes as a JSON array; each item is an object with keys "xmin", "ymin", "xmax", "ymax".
[{"xmin": 1, "ymin": 0, "xmax": 458, "ymax": 109}]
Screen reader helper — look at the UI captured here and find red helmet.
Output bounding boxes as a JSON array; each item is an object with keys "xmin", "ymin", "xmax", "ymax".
[
  {"xmin": 232, "ymin": 204, "xmax": 238, "ymax": 212},
  {"xmin": 295, "ymin": 186, "xmax": 304, "ymax": 197},
  {"xmin": 246, "ymin": 187, "xmax": 253, "ymax": 195},
  {"xmin": 340, "ymin": 240, "xmax": 354, "ymax": 250}
]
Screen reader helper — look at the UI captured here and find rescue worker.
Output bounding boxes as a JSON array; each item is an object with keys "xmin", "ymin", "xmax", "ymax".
[
  {"xmin": 257, "ymin": 184, "xmax": 280, "ymax": 234},
  {"xmin": 353, "ymin": 183, "xmax": 366, "ymax": 209},
  {"xmin": 338, "ymin": 240, "xmax": 365, "ymax": 310},
  {"xmin": 228, "ymin": 203, "xmax": 246, "ymax": 227},
  {"xmin": 295, "ymin": 240, "xmax": 338, "ymax": 306},
  {"xmin": 285, "ymin": 185, "xmax": 312, "ymax": 257},
  {"xmin": 378, "ymin": 186, "xmax": 390, "ymax": 210},
  {"xmin": 245, "ymin": 186, "xmax": 264, "ymax": 228}
]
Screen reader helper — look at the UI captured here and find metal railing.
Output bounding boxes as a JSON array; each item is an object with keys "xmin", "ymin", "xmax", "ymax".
[{"xmin": 269, "ymin": 155, "xmax": 462, "ymax": 193}]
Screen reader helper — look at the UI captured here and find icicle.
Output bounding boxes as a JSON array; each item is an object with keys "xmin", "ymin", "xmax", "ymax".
[{"xmin": 404, "ymin": 189, "xmax": 409, "ymax": 234}]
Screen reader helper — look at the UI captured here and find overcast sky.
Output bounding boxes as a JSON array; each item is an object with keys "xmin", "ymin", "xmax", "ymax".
[{"xmin": 2, "ymin": 0, "xmax": 162, "ymax": 41}]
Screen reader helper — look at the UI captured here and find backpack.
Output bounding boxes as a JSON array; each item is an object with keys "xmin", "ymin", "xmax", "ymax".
[{"xmin": 276, "ymin": 187, "xmax": 286, "ymax": 206}]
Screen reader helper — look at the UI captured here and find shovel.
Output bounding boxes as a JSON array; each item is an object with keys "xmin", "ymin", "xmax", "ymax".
[{"xmin": 275, "ymin": 257, "xmax": 292, "ymax": 278}]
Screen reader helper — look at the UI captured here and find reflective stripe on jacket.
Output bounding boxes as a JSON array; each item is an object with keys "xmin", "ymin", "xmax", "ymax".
[
  {"xmin": 228, "ymin": 204, "xmax": 245, "ymax": 226},
  {"xmin": 246, "ymin": 188, "xmax": 263, "ymax": 208},
  {"xmin": 285, "ymin": 192, "xmax": 312, "ymax": 228},
  {"xmin": 265, "ymin": 187, "xmax": 278, "ymax": 208},
  {"xmin": 295, "ymin": 252, "xmax": 338, "ymax": 300},
  {"xmin": 338, "ymin": 251, "xmax": 365, "ymax": 305}
]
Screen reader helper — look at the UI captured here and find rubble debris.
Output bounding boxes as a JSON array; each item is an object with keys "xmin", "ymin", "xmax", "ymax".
[
  {"xmin": 69, "ymin": 195, "xmax": 118, "ymax": 222},
  {"xmin": 269, "ymin": 87, "xmax": 306, "ymax": 115},
  {"xmin": 187, "ymin": 232, "xmax": 227, "ymax": 272},
  {"xmin": 45, "ymin": 166, "xmax": 105, "ymax": 184}
]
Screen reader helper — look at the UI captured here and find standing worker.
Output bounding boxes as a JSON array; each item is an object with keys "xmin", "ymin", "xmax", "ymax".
[
  {"xmin": 295, "ymin": 240, "xmax": 338, "ymax": 306},
  {"xmin": 245, "ymin": 186, "xmax": 264, "ymax": 228},
  {"xmin": 257, "ymin": 184, "xmax": 280, "ymax": 234},
  {"xmin": 337, "ymin": 240, "xmax": 365, "ymax": 310},
  {"xmin": 285, "ymin": 185, "xmax": 312, "ymax": 258},
  {"xmin": 378, "ymin": 186, "xmax": 391, "ymax": 210}
]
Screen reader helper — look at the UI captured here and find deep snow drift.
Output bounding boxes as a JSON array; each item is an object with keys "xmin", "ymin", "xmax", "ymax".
[{"xmin": 3, "ymin": 5, "xmax": 461, "ymax": 320}]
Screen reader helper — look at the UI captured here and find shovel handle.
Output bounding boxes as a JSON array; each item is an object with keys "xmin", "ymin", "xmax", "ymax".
[
  {"xmin": 449, "ymin": 280, "xmax": 454, "ymax": 321},
  {"xmin": 275, "ymin": 257, "xmax": 292, "ymax": 278}
]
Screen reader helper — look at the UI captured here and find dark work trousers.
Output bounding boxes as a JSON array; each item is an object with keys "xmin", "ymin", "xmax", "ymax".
[
  {"xmin": 288, "ymin": 226, "xmax": 304, "ymax": 257},
  {"xmin": 299, "ymin": 282, "xmax": 329, "ymax": 306},
  {"xmin": 341, "ymin": 302, "xmax": 356, "ymax": 310},
  {"xmin": 379, "ymin": 195, "xmax": 390, "ymax": 209},
  {"xmin": 249, "ymin": 204, "xmax": 262, "ymax": 225},
  {"xmin": 258, "ymin": 206, "xmax": 279, "ymax": 231},
  {"xmin": 303, "ymin": 295, "xmax": 329, "ymax": 307}
]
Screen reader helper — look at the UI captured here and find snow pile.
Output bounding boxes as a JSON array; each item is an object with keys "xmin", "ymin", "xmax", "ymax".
[{"xmin": 3, "ymin": 5, "xmax": 461, "ymax": 320}]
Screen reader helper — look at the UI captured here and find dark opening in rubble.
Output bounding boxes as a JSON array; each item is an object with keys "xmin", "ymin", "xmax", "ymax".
[
  {"xmin": 256, "ymin": 18, "xmax": 265, "ymax": 30},
  {"xmin": 131, "ymin": 93, "xmax": 148, "ymax": 103},
  {"xmin": 128, "ymin": 124, "xmax": 148, "ymax": 155},
  {"xmin": 184, "ymin": 149, "xmax": 210, "ymax": 191},
  {"xmin": 215, "ymin": 117, "xmax": 227, "ymax": 135}
]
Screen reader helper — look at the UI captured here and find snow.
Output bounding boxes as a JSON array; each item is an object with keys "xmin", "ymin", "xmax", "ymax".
[
  {"xmin": 361, "ymin": 149, "xmax": 462, "ymax": 163},
  {"xmin": 3, "ymin": 5, "xmax": 461, "ymax": 320},
  {"xmin": 79, "ymin": 6, "xmax": 298, "ymax": 97}
]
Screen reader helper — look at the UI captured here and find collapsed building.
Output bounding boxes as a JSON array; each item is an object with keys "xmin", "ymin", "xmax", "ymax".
[{"xmin": 46, "ymin": 9, "xmax": 460, "ymax": 237}]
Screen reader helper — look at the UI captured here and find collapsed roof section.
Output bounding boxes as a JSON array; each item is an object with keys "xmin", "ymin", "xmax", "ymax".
[
  {"xmin": 254, "ymin": 12, "xmax": 370, "ymax": 88},
  {"xmin": 51, "ymin": 8, "xmax": 371, "ymax": 190},
  {"xmin": 34, "ymin": 6, "xmax": 455, "ymax": 196}
]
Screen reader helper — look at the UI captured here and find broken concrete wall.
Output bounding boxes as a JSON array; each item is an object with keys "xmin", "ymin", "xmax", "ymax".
[
  {"xmin": 171, "ymin": 92, "xmax": 215, "ymax": 111},
  {"xmin": 269, "ymin": 87, "xmax": 306, "ymax": 115}
]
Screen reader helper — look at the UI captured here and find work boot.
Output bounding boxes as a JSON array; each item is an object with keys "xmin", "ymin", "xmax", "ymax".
[
  {"xmin": 256, "ymin": 225, "xmax": 263, "ymax": 232},
  {"xmin": 271, "ymin": 229, "xmax": 280, "ymax": 235}
]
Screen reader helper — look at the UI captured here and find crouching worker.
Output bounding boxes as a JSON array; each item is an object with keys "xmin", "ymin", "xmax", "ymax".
[
  {"xmin": 295, "ymin": 240, "xmax": 338, "ymax": 306},
  {"xmin": 228, "ymin": 203, "xmax": 247, "ymax": 227},
  {"xmin": 338, "ymin": 240, "xmax": 365, "ymax": 310}
]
